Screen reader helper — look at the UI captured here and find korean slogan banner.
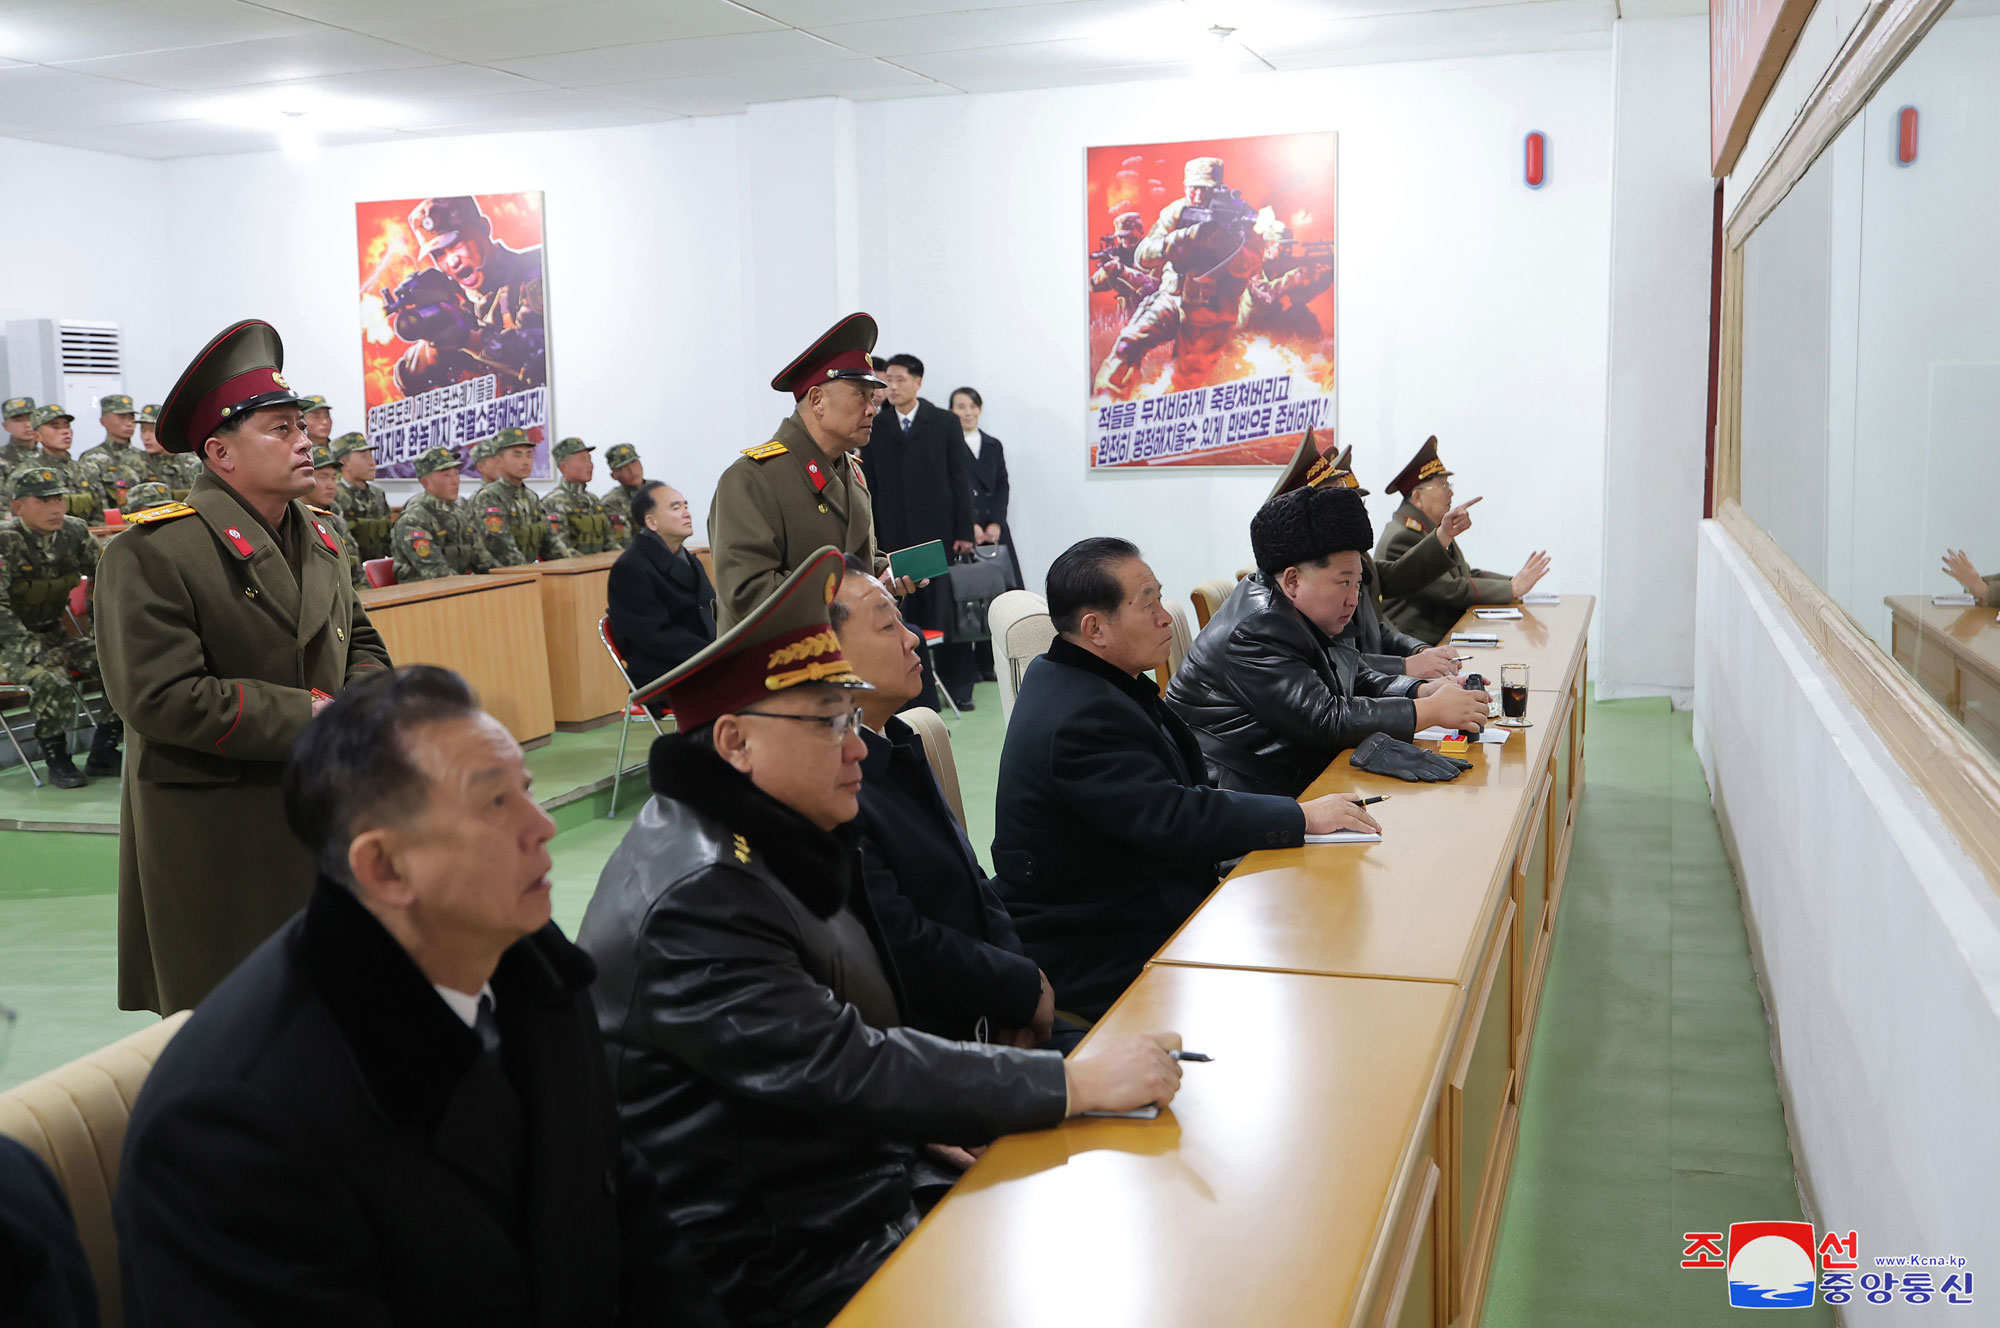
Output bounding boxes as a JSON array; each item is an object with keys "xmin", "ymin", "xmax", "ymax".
[
  {"xmin": 1086, "ymin": 131, "xmax": 1337, "ymax": 469},
  {"xmin": 356, "ymin": 191, "xmax": 552, "ymax": 479}
]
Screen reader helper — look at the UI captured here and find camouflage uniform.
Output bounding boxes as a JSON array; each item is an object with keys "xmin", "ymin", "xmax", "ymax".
[
  {"xmin": 598, "ymin": 442, "xmax": 640, "ymax": 549},
  {"xmin": 392, "ymin": 445, "xmax": 509, "ymax": 581},
  {"xmin": 0, "ymin": 397, "xmax": 37, "ymax": 483},
  {"xmin": 309, "ymin": 445, "xmax": 365, "ymax": 589},
  {"xmin": 0, "ymin": 466, "xmax": 104, "ymax": 750},
  {"xmin": 78, "ymin": 397, "xmax": 149, "ymax": 513},
  {"xmin": 332, "ymin": 432, "xmax": 392, "ymax": 560},
  {"xmin": 28, "ymin": 407, "xmax": 106, "ymax": 524},
  {"xmin": 471, "ymin": 428, "xmax": 577, "ymax": 564},
  {"xmin": 122, "ymin": 481, "xmax": 174, "ymax": 513},
  {"xmin": 540, "ymin": 437, "xmax": 616, "ymax": 554}
]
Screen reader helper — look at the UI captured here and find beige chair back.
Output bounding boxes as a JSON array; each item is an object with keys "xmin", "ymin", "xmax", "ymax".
[
  {"xmin": 898, "ymin": 706, "xmax": 967, "ymax": 831},
  {"xmin": 989, "ymin": 590, "xmax": 1056, "ymax": 723},
  {"xmin": 1235, "ymin": 565, "xmax": 1254, "ymax": 581},
  {"xmin": 1190, "ymin": 577, "xmax": 1236, "ymax": 628},
  {"xmin": 0, "ymin": 1011, "xmax": 190, "ymax": 1328},
  {"xmin": 1159, "ymin": 599, "xmax": 1197, "ymax": 691}
]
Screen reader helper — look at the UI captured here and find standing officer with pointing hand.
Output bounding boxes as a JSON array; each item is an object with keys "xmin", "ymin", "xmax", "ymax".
[{"xmin": 96, "ymin": 319, "xmax": 391, "ymax": 1015}]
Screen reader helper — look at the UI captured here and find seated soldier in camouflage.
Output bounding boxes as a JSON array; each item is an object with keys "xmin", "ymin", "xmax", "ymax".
[
  {"xmin": 1, "ymin": 465, "xmax": 120, "ymax": 788},
  {"xmin": 540, "ymin": 437, "xmax": 617, "ymax": 555},
  {"xmin": 461, "ymin": 435, "xmax": 502, "ymax": 523},
  {"xmin": 78, "ymin": 394, "xmax": 146, "ymax": 515},
  {"xmin": 471, "ymin": 427, "xmax": 578, "ymax": 566},
  {"xmin": 27, "ymin": 406, "xmax": 105, "ymax": 526},
  {"xmin": 122, "ymin": 481, "xmax": 175, "ymax": 514},
  {"xmin": 308, "ymin": 445, "xmax": 365, "ymax": 588},
  {"xmin": 1, "ymin": 397, "xmax": 37, "ymax": 476},
  {"xmin": 136, "ymin": 404, "xmax": 195, "ymax": 497},
  {"xmin": 333, "ymin": 432, "xmax": 392, "ymax": 562},
  {"xmin": 598, "ymin": 442, "xmax": 644, "ymax": 549},
  {"xmin": 393, "ymin": 445, "xmax": 514, "ymax": 581}
]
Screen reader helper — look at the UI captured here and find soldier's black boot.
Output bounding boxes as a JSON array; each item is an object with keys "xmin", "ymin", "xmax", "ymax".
[
  {"xmin": 43, "ymin": 733, "xmax": 87, "ymax": 789},
  {"xmin": 85, "ymin": 718, "xmax": 124, "ymax": 777}
]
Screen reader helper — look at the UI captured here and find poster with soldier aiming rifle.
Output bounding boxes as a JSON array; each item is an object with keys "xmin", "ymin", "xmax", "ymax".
[
  {"xmin": 356, "ymin": 191, "xmax": 552, "ymax": 480},
  {"xmin": 1086, "ymin": 132, "xmax": 1337, "ymax": 469}
]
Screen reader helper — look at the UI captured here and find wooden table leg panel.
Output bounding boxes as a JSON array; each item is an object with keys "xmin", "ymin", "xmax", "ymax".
[
  {"xmin": 1445, "ymin": 900, "xmax": 1515, "ymax": 1324},
  {"xmin": 366, "ymin": 580, "xmax": 554, "ymax": 742}
]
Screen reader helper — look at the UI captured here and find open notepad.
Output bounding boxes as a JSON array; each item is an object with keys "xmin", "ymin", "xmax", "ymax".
[
  {"xmin": 1474, "ymin": 607, "xmax": 1524, "ymax": 620},
  {"xmin": 1450, "ymin": 632, "xmax": 1501, "ymax": 647},
  {"xmin": 1304, "ymin": 830, "xmax": 1382, "ymax": 844}
]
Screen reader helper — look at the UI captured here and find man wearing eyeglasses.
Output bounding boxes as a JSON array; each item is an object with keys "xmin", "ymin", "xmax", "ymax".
[{"xmin": 578, "ymin": 548, "xmax": 1183, "ymax": 1328}]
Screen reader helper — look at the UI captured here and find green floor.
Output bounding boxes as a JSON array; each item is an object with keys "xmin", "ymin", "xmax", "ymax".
[{"xmin": 0, "ymin": 686, "xmax": 1819, "ymax": 1323}]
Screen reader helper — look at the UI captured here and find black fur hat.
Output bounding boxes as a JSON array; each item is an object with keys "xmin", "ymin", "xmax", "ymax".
[{"xmin": 1250, "ymin": 485, "xmax": 1375, "ymax": 576}]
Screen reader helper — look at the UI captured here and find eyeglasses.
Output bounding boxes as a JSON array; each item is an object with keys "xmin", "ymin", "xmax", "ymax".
[{"xmin": 737, "ymin": 706, "xmax": 866, "ymax": 742}]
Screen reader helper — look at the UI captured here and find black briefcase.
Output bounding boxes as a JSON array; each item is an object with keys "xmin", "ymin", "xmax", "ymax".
[{"xmin": 947, "ymin": 548, "xmax": 1016, "ymax": 642}]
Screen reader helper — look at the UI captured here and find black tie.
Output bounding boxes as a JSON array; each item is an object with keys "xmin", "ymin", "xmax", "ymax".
[
  {"xmin": 901, "ymin": 414, "xmax": 911, "ymax": 435},
  {"xmin": 474, "ymin": 992, "xmax": 502, "ymax": 1058}
]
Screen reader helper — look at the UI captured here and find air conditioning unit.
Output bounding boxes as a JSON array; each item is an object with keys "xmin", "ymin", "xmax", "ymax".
[{"xmin": 5, "ymin": 319, "xmax": 123, "ymax": 421}]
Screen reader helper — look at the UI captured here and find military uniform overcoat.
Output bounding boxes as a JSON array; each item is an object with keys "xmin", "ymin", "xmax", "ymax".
[
  {"xmin": 96, "ymin": 472, "xmax": 391, "ymax": 1013},
  {"xmin": 1372, "ymin": 499, "xmax": 1515, "ymax": 645},
  {"xmin": 707, "ymin": 411, "xmax": 888, "ymax": 632}
]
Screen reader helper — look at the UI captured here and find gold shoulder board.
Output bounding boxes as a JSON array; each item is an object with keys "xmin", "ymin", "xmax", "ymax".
[
  {"xmin": 741, "ymin": 440, "xmax": 788, "ymax": 460},
  {"xmin": 1403, "ymin": 516, "xmax": 1423, "ymax": 532},
  {"xmin": 307, "ymin": 503, "xmax": 336, "ymax": 516},
  {"xmin": 124, "ymin": 502, "xmax": 197, "ymax": 525}
]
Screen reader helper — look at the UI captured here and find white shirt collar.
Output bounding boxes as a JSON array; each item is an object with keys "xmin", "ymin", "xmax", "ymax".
[
  {"xmin": 432, "ymin": 982, "xmax": 496, "ymax": 1028},
  {"xmin": 896, "ymin": 402, "xmax": 918, "ymax": 425}
]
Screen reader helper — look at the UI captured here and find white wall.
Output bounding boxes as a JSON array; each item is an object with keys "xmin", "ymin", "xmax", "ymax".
[
  {"xmin": 851, "ymin": 50, "xmax": 1616, "ymax": 614},
  {"xmin": 1596, "ymin": 16, "xmax": 1713, "ymax": 703},
  {"xmin": 1694, "ymin": 523, "xmax": 2000, "ymax": 1317},
  {"xmin": 0, "ymin": 138, "xmax": 177, "ymax": 423},
  {"xmin": 158, "ymin": 117, "xmax": 750, "ymax": 518}
]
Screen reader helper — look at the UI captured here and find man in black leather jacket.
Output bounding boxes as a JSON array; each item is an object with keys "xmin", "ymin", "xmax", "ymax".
[
  {"xmin": 578, "ymin": 548, "xmax": 1183, "ymax": 1328},
  {"xmin": 1166, "ymin": 486, "xmax": 1492, "ymax": 797}
]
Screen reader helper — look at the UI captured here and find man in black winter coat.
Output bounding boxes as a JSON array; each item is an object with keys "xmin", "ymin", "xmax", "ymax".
[
  {"xmin": 606, "ymin": 481, "xmax": 715, "ymax": 696},
  {"xmin": 0, "ymin": 1137, "xmax": 98, "ymax": 1328},
  {"xmin": 865, "ymin": 353, "xmax": 978, "ymax": 709},
  {"xmin": 580, "ymin": 549, "xmax": 1183, "ymax": 1328},
  {"xmin": 114, "ymin": 666, "xmax": 724, "ymax": 1328},
  {"xmin": 992, "ymin": 537, "xmax": 1383, "ymax": 1019},
  {"xmin": 1166, "ymin": 486, "xmax": 1493, "ymax": 798}
]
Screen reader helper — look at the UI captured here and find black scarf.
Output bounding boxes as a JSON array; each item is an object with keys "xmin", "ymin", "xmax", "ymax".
[
  {"xmin": 1045, "ymin": 635, "xmax": 1213, "ymax": 789},
  {"xmin": 647, "ymin": 736, "xmax": 860, "ymax": 919}
]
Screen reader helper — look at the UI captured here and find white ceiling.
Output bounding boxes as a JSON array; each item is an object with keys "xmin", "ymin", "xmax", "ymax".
[{"xmin": 0, "ymin": 0, "xmax": 1706, "ymax": 159}]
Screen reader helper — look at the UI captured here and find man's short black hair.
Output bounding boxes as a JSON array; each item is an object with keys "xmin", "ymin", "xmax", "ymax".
[
  {"xmin": 827, "ymin": 553, "xmax": 875, "ymax": 632},
  {"xmin": 886, "ymin": 353, "xmax": 924, "ymax": 380},
  {"xmin": 1047, "ymin": 536, "xmax": 1141, "ymax": 635},
  {"xmin": 628, "ymin": 480, "xmax": 670, "ymax": 529},
  {"xmin": 283, "ymin": 666, "xmax": 481, "ymax": 886},
  {"xmin": 1250, "ymin": 487, "xmax": 1374, "ymax": 577}
]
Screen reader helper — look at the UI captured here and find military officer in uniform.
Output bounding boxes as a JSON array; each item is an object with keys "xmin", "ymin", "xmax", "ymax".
[
  {"xmin": 599, "ymin": 441, "xmax": 644, "ymax": 548},
  {"xmin": 1, "ymin": 396, "xmax": 37, "ymax": 466},
  {"xmin": 471, "ymin": 426, "xmax": 577, "ymax": 565},
  {"xmin": 78, "ymin": 394, "xmax": 146, "ymax": 514},
  {"xmin": 122, "ymin": 480, "xmax": 174, "ymax": 514},
  {"xmin": 300, "ymin": 393, "xmax": 333, "ymax": 446},
  {"xmin": 26, "ymin": 406, "xmax": 105, "ymax": 525},
  {"xmin": 1, "ymin": 465, "xmax": 118, "ymax": 788},
  {"xmin": 96, "ymin": 319, "xmax": 392, "ymax": 1014},
  {"xmin": 708, "ymin": 312, "xmax": 902, "ymax": 632},
  {"xmin": 540, "ymin": 436, "xmax": 617, "ymax": 554},
  {"xmin": 1373, "ymin": 435, "xmax": 1552, "ymax": 645},
  {"xmin": 392, "ymin": 444, "xmax": 510, "ymax": 581},
  {"xmin": 332, "ymin": 431, "xmax": 391, "ymax": 561},
  {"xmin": 309, "ymin": 444, "xmax": 365, "ymax": 589}
]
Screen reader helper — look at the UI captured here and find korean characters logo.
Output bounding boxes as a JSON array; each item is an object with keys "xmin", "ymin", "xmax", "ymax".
[{"xmin": 1680, "ymin": 1223, "xmax": 1973, "ymax": 1308}]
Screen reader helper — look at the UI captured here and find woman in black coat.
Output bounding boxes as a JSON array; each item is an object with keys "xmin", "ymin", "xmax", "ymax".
[
  {"xmin": 605, "ymin": 481, "xmax": 716, "ymax": 699},
  {"xmin": 949, "ymin": 387, "xmax": 1019, "ymax": 681}
]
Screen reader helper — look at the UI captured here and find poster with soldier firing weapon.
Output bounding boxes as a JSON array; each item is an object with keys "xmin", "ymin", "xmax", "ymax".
[
  {"xmin": 1086, "ymin": 132, "xmax": 1337, "ymax": 469},
  {"xmin": 356, "ymin": 191, "xmax": 552, "ymax": 479}
]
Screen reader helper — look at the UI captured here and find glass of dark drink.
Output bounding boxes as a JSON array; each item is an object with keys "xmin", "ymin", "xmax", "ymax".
[{"xmin": 1499, "ymin": 663, "xmax": 1531, "ymax": 728}]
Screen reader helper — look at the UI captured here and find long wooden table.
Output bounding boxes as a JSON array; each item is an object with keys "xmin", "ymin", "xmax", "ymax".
[
  {"xmin": 1887, "ymin": 594, "xmax": 2000, "ymax": 760},
  {"xmin": 834, "ymin": 595, "xmax": 1592, "ymax": 1328},
  {"xmin": 359, "ymin": 574, "xmax": 555, "ymax": 743},
  {"xmin": 488, "ymin": 551, "xmax": 627, "ymax": 728}
]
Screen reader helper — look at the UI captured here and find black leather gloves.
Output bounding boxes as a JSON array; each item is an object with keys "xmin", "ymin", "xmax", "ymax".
[{"xmin": 1348, "ymin": 731, "xmax": 1472, "ymax": 782}]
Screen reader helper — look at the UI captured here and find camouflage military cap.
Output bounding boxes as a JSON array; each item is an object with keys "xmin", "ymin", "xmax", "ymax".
[
  {"xmin": 412, "ymin": 445, "xmax": 464, "ymax": 477},
  {"xmin": 551, "ymin": 436, "xmax": 593, "ymax": 462},
  {"xmin": 300, "ymin": 395, "xmax": 331, "ymax": 413},
  {"xmin": 99, "ymin": 394, "xmax": 136, "ymax": 416},
  {"xmin": 493, "ymin": 427, "xmax": 533, "ymax": 453},
  {"xmin": 29, "ymin": 405, "xmax": 73, "ymax": 428},
  {"xmin": 2, "ymin": 397, "xmax": 35, "ymax": 419},
  {"xmin": 469, "ymin": 435, "xmax": 500, "ymax": 462},
  {"xmin": 137, "ymin": 403, "xmax": 161, "ymax": 423},
  {"xmin": 310, "ymin": 444, "xmax": 337, "ymax": 470},
  {"xmin": 7, "ymin": 465, "xmax": 73, "ymax": 499},
  {"xmin": 332, "ymin": 431, "xmax": 373, "ymax": 460},
  {"xmin": 604, "ymin": 443, "xmax": 640, "ymax": 469},
  {"xmin": 123, "ymin": 481, "xmax": 173, "ymax": 511}
]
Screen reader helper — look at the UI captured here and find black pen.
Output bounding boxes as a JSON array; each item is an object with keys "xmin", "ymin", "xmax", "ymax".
[
  {"xmin": 1356, "ymin": 795, "xmax": 1392, "ymax": 806},
  {"xmin": 1453, "ymin": 655, "xmax": 1475, "ymax": 662},
  {"xmin": 1170, "ymin": 1051, "xmax": 1212, "ymax": 1062}
]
